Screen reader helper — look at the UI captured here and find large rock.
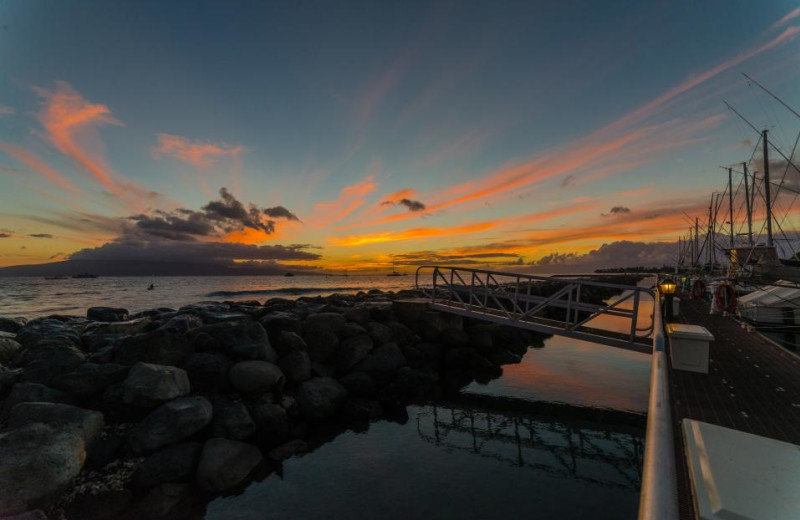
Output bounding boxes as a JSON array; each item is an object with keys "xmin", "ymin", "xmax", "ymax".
[
  {"xmin": 16, "ymin": 319, "xmax": 81, "ymax": 350},
  {"xmin": 0, "ymin": 366, "xmax": 20, "ymax": 394},
  {"xmin": 295, "ymin": 377, "xmax": 348, "ymax": 422},
  {"xmin": 51, "ymin": 363, "xmax": 130, "ymax": 398},
  {"xmin": 113, "ymin": 329, "xmax": 194, "ymax": 366},
  {"xmin": 365, "ymin": 322, "xmax": 392, "ymax": 345},
  {"xmin": 82, "ymin": 317, "xmax": 152, "ymax": 339},
  {"xmin": 211, "ymin": 402, "xmax": 256, "ymax": 441},
  {"xmin": 338, "ymin": 371, "xmax": 377, "ymax": 398},
  {"xmin": 353, "ymin": 343, "xmax": 406, "ymax": 380},
  {"xmin": 0, "ymin": 423, "xmax": 85, "ymax": 515},
  {"xmin": 122, "ymin": 363, "xmax": 191, "ymax": 407},
  {"xmin": 180, "ymin": 353, "xmax": 231, "ymax": 394},
  {"xmin": 132, "ymin": 442, "xmax": 203, "ymax": 488},
  {"xmin": 195, "ymin": 438, "xmax": 263, "ymax": 492},
  {"xmin": 302, "ymin": 313, "xmax": 345, "ymax": 363},
  {"xmin": 127, "ymin": 396, "xmax": 213, "ymax": 454},
  {"xmin": 332, "ymin": 334, "xmax": 373, "ymax": 373},
  {"xmin": 17, "ymin": 342, "xmax": 86, "ymax": 386},
  {"xmin": 277, "ymin": 350, "xmax": 311, "ymax": 384},
  {"xmin": 9, "ymin": 402, "xmax": 104, "ymax": 447},
  {"xmin": 191, "ymin": 322, "xmax": 276, "ymax": 362},
  {"xmin": 385, "ymin": 321, "xmax": 417, "ymax": 347},
  {"xmin": 1, "ymin": 382, "xmax": 74, "ymax": 419},
  {"xmin": 274, "ymin": 331, "xmax": 306, "ymax": 355},
  {"xmin": 0, "ymin": 337, "xmax": 21, "ymax": 364},
  {"xmin": 159, "ymin": 314, "xmax": 202, "ymax": 334},
  {"xmin": 259, "ymin": 312, "xmax": 302, "ymax": 347},
  {"xmin": 87, "ymin": 307, "xmax": 129, "ymax": 322},
  {"xmin": 0, "ymin": 316, "xmax": 26, "ymax": 334},
  {"xmin": 229, "ymin": 361, "xmax": 284, "ymax": 395},
  {"xmin": 251, "ymin": 403, "xmax": 288, "ymax": 446}
]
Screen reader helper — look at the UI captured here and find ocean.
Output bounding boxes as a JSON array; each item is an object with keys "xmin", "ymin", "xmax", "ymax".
[{"xmin": 0, "ymin": 275, "xmax": 417, "ymax": 319}]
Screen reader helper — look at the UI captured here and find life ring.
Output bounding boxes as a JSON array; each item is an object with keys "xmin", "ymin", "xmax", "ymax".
[
  {"xmin": 714, "ymin": 283, "xmax": 737, "ymax": 313},
  {"xmin": 691, "ymin": 280, "xmax": 706, "ymax": 300}
]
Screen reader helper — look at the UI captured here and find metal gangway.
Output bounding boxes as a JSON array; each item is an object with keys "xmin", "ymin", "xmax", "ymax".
[{"xmin": 414, "ymin": 266, "xmax": 655, "ymax": 353}]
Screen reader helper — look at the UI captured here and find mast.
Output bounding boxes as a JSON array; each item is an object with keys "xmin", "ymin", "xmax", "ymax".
[
  {"xmin": 728, "ymin": 167, "xmax": 734, "ymax": 249},
  {"xmin": 763, "ymin": 129, "xmax": 773, "ymax": 247},
  {"xmin": 743, "ymin": 162, "xmax": 753, "ymax": 246},
  {"xmin": 695, "ymin": 218, "xmax": 699, "ymax": 268}
]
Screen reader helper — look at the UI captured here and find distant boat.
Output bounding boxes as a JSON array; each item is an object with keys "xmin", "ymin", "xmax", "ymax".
[
  {"xmin": 44, "ymin": 276, "xmax": 68, "ymax": 280},
  {"xmin": 72, "ymin": 273, "xmax": 98, "ymax": 279},
  {"xmin": 387, "ymin": 270, "xmax": 404, "ymax": 277},
  {"xmin": 147, "ymin": 284, "xmax": 155, "ymax": 290},
  {"xmin": 284, "ymin": 272, "xmax": 295, "ymax": 277}
]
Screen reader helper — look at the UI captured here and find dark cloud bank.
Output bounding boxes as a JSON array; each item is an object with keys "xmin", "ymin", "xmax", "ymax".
[
  {"xmin": 0, "ymin": 188, "xmax": 318, "ymax": 276},
  {"xmin": 527, "ymin": 241, "xmax": 676, "ymax": 273}
]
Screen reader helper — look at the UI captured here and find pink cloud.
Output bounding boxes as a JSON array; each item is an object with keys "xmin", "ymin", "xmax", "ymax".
[{"xmin": 152, "ymin": 134, "xmax": 246, "ymax": 167}]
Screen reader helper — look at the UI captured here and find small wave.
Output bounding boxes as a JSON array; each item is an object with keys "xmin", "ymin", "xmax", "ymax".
[{"xmin": 205, "ymin": 287, "xmax": 370, "ymax": 298}]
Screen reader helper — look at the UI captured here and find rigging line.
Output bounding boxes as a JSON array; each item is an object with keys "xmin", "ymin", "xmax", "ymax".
[
  {"xmin": 742, "ymin": 73, "xmax": 800, "ymax": 120},
  {"xmin": 771, "ymin": 127, "xmax": 800, "ymax": 201},
  {"xmin": 725, "ymin": 100, "xmax": 800, "ymax": 179}
]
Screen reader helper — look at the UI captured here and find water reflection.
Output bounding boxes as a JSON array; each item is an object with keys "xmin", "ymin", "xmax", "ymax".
[{"xmin": 204, "ymin": 398, "xmax": 644, "ymax": 520}]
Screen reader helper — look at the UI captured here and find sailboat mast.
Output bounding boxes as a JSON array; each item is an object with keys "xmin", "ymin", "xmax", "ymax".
[
  {"xmin": 743, "ymin": 162, "xmax": 753, "ymax": 246},
  {"xmin": 728, "ymin": 167, "xmax": 735, "ymax": 249},
  {"xmin": 695, "ymin": 218, "xmax": 699, "ymax": 268},
  {"xmin": 762, "ymin": 129, "xmax": 774, "ymax": 247}
]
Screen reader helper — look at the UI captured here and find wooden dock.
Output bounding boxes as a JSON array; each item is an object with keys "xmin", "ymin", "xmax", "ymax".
[{"xmin": 670, "ymin": 296, "xmax": 800, "ymax": 519}]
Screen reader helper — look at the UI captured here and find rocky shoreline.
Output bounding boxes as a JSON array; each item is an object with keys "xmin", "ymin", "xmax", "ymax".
[{"xmin": 0, "ymin": 276, "xmax": 642, "ymax": 520}]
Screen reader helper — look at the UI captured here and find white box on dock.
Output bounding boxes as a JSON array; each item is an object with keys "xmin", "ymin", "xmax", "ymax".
[{"xmin": 666, "ymin": 323, "xmax": 713, "ymax": 373}]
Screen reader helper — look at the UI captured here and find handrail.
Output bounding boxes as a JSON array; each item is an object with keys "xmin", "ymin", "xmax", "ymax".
[{"xmin": 637, "ymin": 288, "xmax": 679, "ymax": 520}]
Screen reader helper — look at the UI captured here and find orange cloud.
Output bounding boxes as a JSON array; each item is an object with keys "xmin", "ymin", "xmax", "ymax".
[
  {"xmin": 34, "ymin": 81, "xmax": 122, "ymax": 191},
  {"xmin": 310, "ymin": 175, "xmax": 379, "ymax": 227},
  {"xmin": 152, "ymin": 134, "xmax": 246, "ymax": 167},
  {"xmin": 0, "ymin": 143, "xmax": 79, "ymax": 195}
]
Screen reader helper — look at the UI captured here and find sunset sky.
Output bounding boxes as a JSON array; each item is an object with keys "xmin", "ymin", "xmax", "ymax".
[{"xmin": 1, "ymin": 1, "xmax": 800, "ymax": 273}]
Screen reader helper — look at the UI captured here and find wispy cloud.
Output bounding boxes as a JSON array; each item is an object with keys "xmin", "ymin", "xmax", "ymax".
[
  {"xmin": 771, "ymin": 7, "xmax": 800, "ymax": 30},
  {"xmin": 0, "ymin": 143, "xmax": 80, "ymax": 195},
  {"xmin": 311, "ymin": 174, "xmax": 379, "ymax": 227},
  {"xmin": 0, "ymin": 105, "xmax": 14, "ymax": 117},
  {"xmin": 34, "ymin": 81, "xmax": 122, "ymax": 191},
  {"xmin": 29, "ymin": 233, "xmax": 54, "ymax": 238},
  {"xmin": 152, "ymin": 134, "xmax": 246, "ymax": 167}
]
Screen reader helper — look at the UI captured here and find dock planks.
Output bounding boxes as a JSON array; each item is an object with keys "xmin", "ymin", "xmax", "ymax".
[{"xmin": 669, "ymin": 296, "xmax": 800, "ymax": 520}]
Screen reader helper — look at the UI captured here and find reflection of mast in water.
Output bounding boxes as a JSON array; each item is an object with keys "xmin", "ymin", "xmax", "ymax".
[{"xmin": 416, "ymin": 401, "xmax": 644, "ymax": 491}]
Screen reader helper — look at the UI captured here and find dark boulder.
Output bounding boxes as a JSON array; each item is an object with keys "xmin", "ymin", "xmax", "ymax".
[
  {"xmin": 135, "ymin": 483, "xmax": 189, "ymax": 519},
  {"xmin": 274, "ymin": 331, "xmax": 307, "ymax": 356},
  {"xmin": 51, "ymin": 363, "xmax": 129, "ymax": 399},
  {"xmin": 440, "ymin": 327, "xmax": 470, "ymax": 349},
  {"xmin": 342, "ymin": 398, "xmax": 383, "ymax": 421},
  {"xmin": 122, "ymin": 363, "xmax": 191, "ymax": 407},
  {"xmin": 0, "ymin": 337, "xmax": 21, "ymax": 364},
  {"xmin": 211, "ymin": 401, "xmax": 256, "ymax": 441},
  {"xmin": 338, "ymin": 371, "xmax": 377, "ymax": 398},
  {"xmin": 158, "ymin": 314, "xmax": 202, "ymax": 334},
  {"xmin": 332, "ymin": 334, "xmax": 373, "ymax": 373},
  {"xmin": 127, "ymin": 396, "xmax": 213, "ymax": 454},
  {"xmin": 180, "ymin": 353, "xmax": 231, "ymax": 394},
  {"xmin": 16, "ymin": 319, "xmax": 81, "ymax": 350},
  {"xmin": 277, "ymin": 350, "xmax": 311, "ymax": 384},
  {"xmin": 17, "ymin": 342, "xmax": 86, "ymax": 386},
  {"xmin": 385, "ymin": 321, "xmax": 417, "ymax": 347},
  {"xmin": 267, "ymin": 439, "xmax": 309, "ymax": 463},
  {"xmin": 302, "ymin": 313, "xmax": 345, "ymax": 363},
  {"xmin": 343, "ymin": 306, "xmax": 371, "ymax": 325},
  {"xmin": 229, "ymin": 361, "xmax": 285, "ymax": 395},
  {"xmin": 191, "ymin": 322, "xmax": 276, "ymax": 362},
  {"xmin": 295, "ymin": 377, "xmax": 348, "ymax": 422},
  {"xmin": 113, "ymin": 329, "xmax": 194, "ymax": 366},
  {"xmin": 87, "ymin": 307, "xmax": 129, "ymax": 322},
  {"xmin": 353, "ymin": 343, "xmax": 406, "ymax": 381},
  {"xmin": 2, "ymin": 382, "xmax": 74, "ymax": 419},
  {"xmin": 339, "ymin": 321, "xmax": 367, "ymax": 339},
  {"xmin": 9, "ymin": 402, "xmax": 104, "ymax": 447},
  {"xmin": 0, "ymin": 316, "xmax": 26, "ymax": 334},
  {"xmin": 0, "ymin": 424, "xmax": 85, "ymax": 515},
  {"xmin": 365, "ymin": 321, "xmax": 392, "ymax": 345},
  {"xmin": 132, "ymin": 442, "xmax": 203, "ymax": 488},
  {"xmin": 251, "ymin": 403, "xmax": 289, "ymax": 446},
  {"xmin": 195, "ymin": 438, "xmax": 263, "ymax": 493},
  {"xmin": 259, "ymin": 312, "xmax": 302, "ymax": 346},
  {"xmin": 444, "ymin": 347, "xmax": 494, "ymax": 371}
]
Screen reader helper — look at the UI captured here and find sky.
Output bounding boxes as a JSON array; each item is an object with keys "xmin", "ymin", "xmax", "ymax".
[{"xmin": 1, "ymin": 0, "xmax": 800, "ymax": 273}]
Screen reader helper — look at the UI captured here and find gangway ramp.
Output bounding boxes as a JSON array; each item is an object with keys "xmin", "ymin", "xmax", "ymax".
[{"xmin": 415, "ymin": 266, "xmax": 654, "ymax": 353}]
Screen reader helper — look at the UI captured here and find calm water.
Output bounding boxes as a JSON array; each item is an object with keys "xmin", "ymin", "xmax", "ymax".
[
  {"xmin": 0, "ymin": 275, "xmax": 416, "ymax": 319},
  {"xmin": 0, "ymin": 275, "xmax": 651, "ymax": 518}
]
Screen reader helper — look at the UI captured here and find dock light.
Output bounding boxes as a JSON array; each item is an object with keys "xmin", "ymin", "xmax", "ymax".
[{"xmin": 659, "ymin": 277, "xmax": 677, "ymax": 321}]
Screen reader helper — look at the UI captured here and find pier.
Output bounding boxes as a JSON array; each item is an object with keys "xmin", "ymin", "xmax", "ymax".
[{"xmin": 669, "ymin": 296, "xmax": 800, "ymax": 520}]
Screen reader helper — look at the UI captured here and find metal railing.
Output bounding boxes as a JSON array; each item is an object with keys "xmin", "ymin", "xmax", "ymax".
[
  {"xmin": 637, "ymin": 288, "xmax": 679, "ymax": 520},
  {"xmin": 415, "ymin": 266, "xmax": 655, "ymax": 353}
]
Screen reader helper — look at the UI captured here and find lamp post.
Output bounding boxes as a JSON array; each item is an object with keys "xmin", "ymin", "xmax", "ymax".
[{"xmin": 659, "ymin": 276, "xmax": 677, "ymax": 322}]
